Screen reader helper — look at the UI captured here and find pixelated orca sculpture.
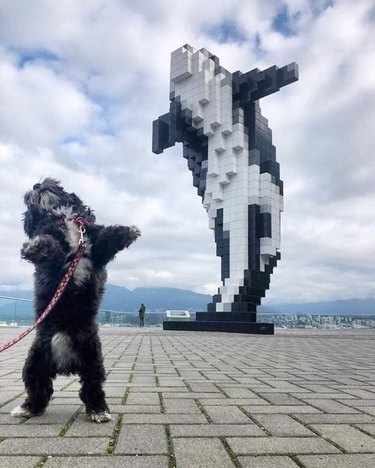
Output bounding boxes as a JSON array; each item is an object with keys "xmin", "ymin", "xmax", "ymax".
[{"xmin": 153, "ymin": 44, "xmax": 298, "ymax": 333}]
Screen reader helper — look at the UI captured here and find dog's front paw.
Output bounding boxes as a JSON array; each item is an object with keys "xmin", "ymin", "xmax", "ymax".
[
  {"xmin": 21, "ymin": 234, "xmax": 61, "ymax": 263},
  {"xmin": 21, "ymin": 236, "xmax": 41, "ymax": 260},
  {"xmin": 11, "ymin": 405, "xmax": 32, "ymax": 418},
  {"xmin": 90, "ymin": 411, "xmax": 112, "ymax": 423},
  {"xmin": 128, "ymin": 225, "xmax": 141, "ymax": 240}
]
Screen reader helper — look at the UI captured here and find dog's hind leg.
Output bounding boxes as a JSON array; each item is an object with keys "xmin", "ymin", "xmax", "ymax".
[
  {"xmin": 75, "ymin": 332, "xmax": 111, "ymax": 423},
  {"xmin": 11, "ymin": 336, "xmax": 54, "ymax": 417}
]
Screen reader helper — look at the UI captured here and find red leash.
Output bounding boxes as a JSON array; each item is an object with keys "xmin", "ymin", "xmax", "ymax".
[{"xmin": 0, "ymin": 219, "xmax": 87, "ymax": 353}]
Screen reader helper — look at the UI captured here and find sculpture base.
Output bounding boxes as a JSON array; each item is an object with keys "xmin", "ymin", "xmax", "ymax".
[{"xmin": 163, "ymin": 318, "xmax": 274, "ymax": 334}]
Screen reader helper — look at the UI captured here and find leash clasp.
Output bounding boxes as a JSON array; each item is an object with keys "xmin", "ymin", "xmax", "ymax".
[{"xmin": 75, "ymin": 217, "xmax": 87, "ymax": 246}]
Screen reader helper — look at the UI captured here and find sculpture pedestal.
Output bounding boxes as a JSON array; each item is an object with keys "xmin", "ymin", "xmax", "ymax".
[{"xmin": 163, "ymin": 312, "xmax": 274, "ymax": 334}]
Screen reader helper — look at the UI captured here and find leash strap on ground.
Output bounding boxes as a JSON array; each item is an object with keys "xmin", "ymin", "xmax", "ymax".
[{"xmin": 0, "ymin": 242, "xmax": 86, "ymax": 353}]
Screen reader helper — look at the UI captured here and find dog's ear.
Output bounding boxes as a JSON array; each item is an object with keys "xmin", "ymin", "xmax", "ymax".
[
  {"xmin": 23, "ymin": 209, "xmax": 35, "ymax": 237},
  {"xmin": 68, "ymin": 193, "xmax": 83, "ymax": 208},
  {"xmin": 68, "ymin": 192, "xmax": 96, "ymax": 223}
]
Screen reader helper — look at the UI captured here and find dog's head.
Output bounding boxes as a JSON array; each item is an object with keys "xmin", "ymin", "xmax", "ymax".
[
  {"xmin": 24, "ymin": 178, "xmax": 71, "ymax": 211},
  {"xmin": 23, "ymin": 178, "xmax": 95, "ymax": 237}
]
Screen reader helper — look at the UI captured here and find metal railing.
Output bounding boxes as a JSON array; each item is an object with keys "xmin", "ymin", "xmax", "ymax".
[
  {"xmin": 0, "ymin": 295, "xmax": 164, "ymax": 328},
  {"xmin": 1, "ymin": 295, "xmax": 374, "ymax": 329}
]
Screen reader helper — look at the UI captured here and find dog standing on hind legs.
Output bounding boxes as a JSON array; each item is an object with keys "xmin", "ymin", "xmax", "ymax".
[{"xmin": 11, "ymin": 178, "xmax": 140, "ymax": 422}]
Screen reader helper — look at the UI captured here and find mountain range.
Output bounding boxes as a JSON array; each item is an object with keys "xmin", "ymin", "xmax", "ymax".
[{"xmin": 0, "ymin": 285, "xmax": 375, "ymax": 315}]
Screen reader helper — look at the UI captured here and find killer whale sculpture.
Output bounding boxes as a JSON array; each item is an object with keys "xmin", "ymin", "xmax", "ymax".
[{"xmin": 153, "ymin": 44, "xmax": 298, "ymax": 332}]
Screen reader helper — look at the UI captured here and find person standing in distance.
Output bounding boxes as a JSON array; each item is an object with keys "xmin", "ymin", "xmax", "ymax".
[{"xmin": 138, "ymin": 303, "xmax": 146, "ymax": 327}]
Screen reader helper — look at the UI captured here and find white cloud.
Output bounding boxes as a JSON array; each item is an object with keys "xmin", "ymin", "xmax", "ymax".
[{"xmin": 0, "ymin": 0, "xmax": 374, "ymax": 307}]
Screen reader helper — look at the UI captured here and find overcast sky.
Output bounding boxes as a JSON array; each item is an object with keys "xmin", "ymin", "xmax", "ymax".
[{"xmin": 0, "ymin": 0, "xmax": 374, "ymax": 304}]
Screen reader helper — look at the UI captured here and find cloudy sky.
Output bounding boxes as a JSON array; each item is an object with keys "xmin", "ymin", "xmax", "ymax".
[{"xmin": 0, "ymin": 0, "xmax": 374, "ymax": 304}]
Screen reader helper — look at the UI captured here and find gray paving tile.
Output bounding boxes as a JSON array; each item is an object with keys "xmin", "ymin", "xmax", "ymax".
[
  {"xmin": 0, "ymin": 424, "xmax": 62, "ymax": 437},
  {"xmin": 23, "ymin": 405, "xmax": 81, "ymax": 425},
  {"xmin": 126, "ymin": 393, "xmax": 160, "ymax": 405},
  {"xmin": 257, "ymin": 393, "xmax": 306, "ymax": 405},
  {"xmin": 173, "ymin": 438, "xmax": 235, "ymax": 467},
  {"xmin": 241, "ymin": 405, "xmax": 320, "ymax": 414},
  {"xmin": 170, "ymin": 423, "xmax": 264, "ymax": 437},
  {"xmin": 121, "ymin": 413, "xmax": 207, "ymax": 424},
  {"xmin": 0, "ymin": 456, "xmax": 43, "ymax": 467},
  {"xmin": 44, "ymin": 455, "xmax": 169, "ymax": 467},
  {"xmin": 164, "ymin": 399, "xmax": 201, "ymax": 414},
  {"xmin": 237, "ymin": 456, "xmax": 299, "ymax": 468},
  {"xmin": 204, "ymin": 405, "xmax": 251, "ymax": 423},
  {"xmin": 0, "ymin": 437, "xmax": 110, "ymax": 455},
  {"xmin": 296, "ymin": 454, "xmax": 375, "ymax": 468},
  {"xmin": 226, "ymin": 437, "xmax": 340, "ymax": 455},
  {"xmin": 311, "ymin": 424, "xmax": 375, "ymax": 452},
  {"xmin": 353, "ymin": 423, "xmax": 375, "ymax": 435},
  {"xmin": 199, "ymin": 398, "xmax": 268, "ymax": 406},
  {"xmin": 110, "ymin": 404, "xmax": 162, "ymax": 414},
  {"xmin": 162, "ymin": 392, "xmax": 226, "ymax": 399},
  {"xmin": 252, "ymin": 414, "xmax": 315, "ymax": 436},
  {"xmin": 306, "ymin": 399, "xmax": 361, "ymax": 413},
  {"xmin": 65, "ymin": 413, "xmax": 116, "ymax": 436},
  {"xmin": 296, "ymin": 413, "xmax": 375, "ymax": 424},
  {"xmin": 115, "ymin": 424, "xmax": 168, "ymax": 454}
]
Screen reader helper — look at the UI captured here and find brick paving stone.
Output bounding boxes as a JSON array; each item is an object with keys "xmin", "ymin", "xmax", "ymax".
[
  {"xmin": 358, "ymin": 406, "xmax": 375, "ymax": 415},
  {"xmin": 342, "ymin": 399, "xmax": 375, "ymax": 406},
  {"xmin": 128, "ymin": 386, "xmax": 188, "ymax": 393},
  {"xmin": 0, "ymin": 414, "xmax": 25, "ymax": 424},
  {"xmin": 204, "ymin": 406, "xmax": 252, "ymax": 424},
  {"xmin": 296, "ymin": 454, "xmax": 375, "ymax": 468},
  {"xmin": 65, "ymin": 414, "xmax": 116, "ymax": 436},
  {"xmin": 257, "ymin": 393, "xmax": 306, "ymax": 405},
  {"xmin": 44, "ymin": 455, "xmax": 169, "ymax": 467},
  {"xmin": 340, "ymin": 389, "xmax": 375, "ymax": 399},
  {"xmin": 173, "ymin": 438, "xmax": 235, "ymax": 467},
  {"xmin": 218, "ymin": 387, "xmax": 259, "ymax": 398},
  {"xmin": 158, "ymin": 378, "xmax": 186, "ymax": 387},
  {"xmin": 311, "ymin": 424, "xmax": 375, "ymax": 452},
  {"xmin": 241, "ymin": 405, "xmax": 320, "ymax": 414},
  {"xmin": 23, "ymin": 405, "xmax": 82, "ymax": 425},
  {"xmin": 49, "ymin": 397, "xmax": 82, "ymax": 405},
  {"xmin": 296, "ymin": 413, "xmax": 375, "ymax": 424},
  {"xmin": 170, "ymin": 423, "xmax": 265, "ymax": 437},
  {"xmin": 199, "ymin": 398, "xmax": 269, "ymax": 406},
  {"xmin": 0, "ymin": 397, "xmax": 26, "ymax": 414},
  {"xmin": 353, "ymin": 423, "xmax": 375, "ymax": 435},
  {"xmin": 297, "ymin": 393, "xmax": 358, "ymax": 400},
  {"xmin": 122, "ymin": 414, "xmax": 208, "ymax": 424},
  {"xmin": 162, "ymin": 392, "xmax": 226, "ymax": 399},
  {"xmin": 237, "ymin": 455, "xmax": 300, "ymax": 467},
  {"xmin": 188, "ymin": 383, "xmax": 221, "ymax": 392},
  {"xmin": 252, "ymin": 414, "xmax": 316, "ymax": 436},
  {"xmin": 110, "ymin": 405, "xmax": 162, "ymax": 414},
  {"xmin": 0, "ymin": 392, "xmax": 23, "ymax": 405},
  {"xmin": 0, "ymin": 456, "xmax": 43, "ymax": 467},
  {"xmin": 0, "ymin": 424, "xmax": 62, "ymax": 437},
  {"xmin": 0, "ymin": 437, "xmax": 110, "ymax": 455},
  {"xmin": 126, "ymin": 393, "xmax": 160, "ymax": 405},
  {"xmin": 306, "ymin": 399, "xmax": 360, "ymax": 413},
  {"xmin": 164, "ymin": 399, "xmax": 201, "ymax": 414},
  {"xmin": 115, "ymin": 424, "xmax": 168, "ymax": 454},
  {"xmin": 226, "ymin": 437, "xmax": 340, "ymax": 455}
]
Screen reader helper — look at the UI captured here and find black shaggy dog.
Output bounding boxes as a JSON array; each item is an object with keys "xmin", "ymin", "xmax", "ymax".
[{"xmin": 11, "ymin": 178, "xmax": 140, "ymax": 422}]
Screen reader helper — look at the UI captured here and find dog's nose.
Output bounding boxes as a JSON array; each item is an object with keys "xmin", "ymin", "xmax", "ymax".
[{"xmin": 33, "ymin": 183, "xmax": 41, "ymax": 190}]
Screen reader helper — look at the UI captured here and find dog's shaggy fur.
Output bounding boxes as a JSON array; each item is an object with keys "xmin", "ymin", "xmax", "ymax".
[{"xmin": 11, "ymin": 178, "xmax": 140, "ymax": 422}]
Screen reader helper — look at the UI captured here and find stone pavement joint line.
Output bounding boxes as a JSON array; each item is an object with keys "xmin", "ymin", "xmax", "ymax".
[{"xmin": 0, "ymin": 328, "xmax": 375, "ymax": 467}]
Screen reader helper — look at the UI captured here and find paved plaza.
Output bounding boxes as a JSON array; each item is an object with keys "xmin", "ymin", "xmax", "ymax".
[{"xmin": 0, "ymin": 327, "xmax": 375, "ymax": 467}]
